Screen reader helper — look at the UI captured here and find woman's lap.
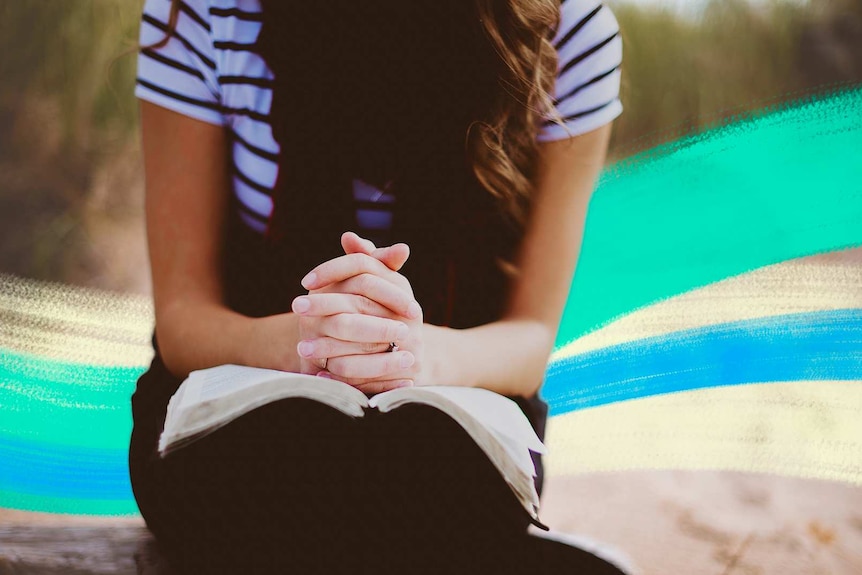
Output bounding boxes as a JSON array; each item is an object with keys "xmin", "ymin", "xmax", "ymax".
[{"xmin": 129, "ymin": 395, "xmax": 533, "ymax": 574}]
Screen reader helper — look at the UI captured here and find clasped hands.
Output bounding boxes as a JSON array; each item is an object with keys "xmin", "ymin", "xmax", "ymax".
[{"xmin": 291, "ymin": 232, "xmax": 426, "ymax": 394}]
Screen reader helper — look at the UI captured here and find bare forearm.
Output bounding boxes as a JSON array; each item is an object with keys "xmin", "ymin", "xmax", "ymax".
[
  {"xmin": 424, "ymin": 128, "xmax": 612, "ymax": 398},
  {"xmin": 423, "ymin": 319, "xmax": 554, "ymax": 397},
  {"xmin": 155, "ymin": 301, "xmax": 302, "ymax": 379}
]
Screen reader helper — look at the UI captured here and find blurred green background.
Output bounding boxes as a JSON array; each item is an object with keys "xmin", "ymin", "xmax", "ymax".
[{"xmin": 0, "ymin": 0, "xmax": 860, "ymax": 293}]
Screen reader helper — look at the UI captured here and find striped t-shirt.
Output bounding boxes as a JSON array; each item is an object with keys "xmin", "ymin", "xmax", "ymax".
[{"xmin": 136, "ymin": 0, "xmax": 623, "ymax": 238}]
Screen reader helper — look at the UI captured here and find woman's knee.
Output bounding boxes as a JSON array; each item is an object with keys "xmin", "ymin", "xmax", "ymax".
[{"xmin": 366, "ymin": 404, "xmax": 531, "ymax": 534}]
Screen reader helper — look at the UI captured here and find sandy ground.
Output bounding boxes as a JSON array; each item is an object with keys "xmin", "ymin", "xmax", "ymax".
[
  {"xmin": 1, "ymin": 470, "xmax": 859, "ymax": 574},
  {"xmin": 540, "ymin": 470, "xmax": 862, "ymax": 575}
]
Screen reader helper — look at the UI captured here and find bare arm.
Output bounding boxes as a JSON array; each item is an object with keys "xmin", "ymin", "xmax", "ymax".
[
  {"xmin": 301, "ymin": 124, "xmax": 613, "ymax": 396},
  {"xmin": 142, "ymin": 101, "xmax": 302, "ymax": 377},
  {"xmin": 424, "ymin": 123, "xmax": 613, "ymax": 396}
]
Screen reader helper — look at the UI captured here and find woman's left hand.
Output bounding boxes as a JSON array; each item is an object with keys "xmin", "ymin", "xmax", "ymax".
[{"xmin": 294, "ymin": 232, "xmax": 428, "ymax": 393}]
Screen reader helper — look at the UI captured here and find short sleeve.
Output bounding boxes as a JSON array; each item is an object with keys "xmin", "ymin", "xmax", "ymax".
[
  {"xmin": 538, "ymin": 0, "xmax": 623, "ymax": 142},
  {"xmin": 136, "ymin": 0, "xmax": 225, "ymax": 126}
]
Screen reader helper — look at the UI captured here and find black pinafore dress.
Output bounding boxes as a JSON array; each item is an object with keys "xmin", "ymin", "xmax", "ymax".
[{"xmin": 129, "ymin": 2, "xmax": 551, "ymax": 570}]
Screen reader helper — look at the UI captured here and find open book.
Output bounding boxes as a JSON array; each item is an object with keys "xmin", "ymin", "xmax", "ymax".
[{"xmin": 159, "ymin": 364, "xmax": 547, "ymax": 525}]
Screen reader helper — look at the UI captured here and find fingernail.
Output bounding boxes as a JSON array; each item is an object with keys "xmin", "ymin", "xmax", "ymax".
[
  {"xmin": 297, "ymin": 341, "xmax": 314, "ymax": 358},
  {"xmin": 407, "ymin": 301, "xmax": 422, "ymax": 319},
  {"xmin": 397, "ymin": 380, "xmax": 415, "ymax": 388},
  {"xmin": 316, "ymin": 371, "xmax": 333, "ymax": 379},
  {"xmin": 301, "ymin": 272, "xmax": 317, "ymax": 289},
  {"xmin": 293, "ymin": 297, "xmax": 311, "ymax": 314},
  {"xmin": 396, "ymin": 323, "xmax": 410, "ymax": 341},
  {"xmin": 400, "ymin": 352, "xmax": 415, "ymax": 369}
]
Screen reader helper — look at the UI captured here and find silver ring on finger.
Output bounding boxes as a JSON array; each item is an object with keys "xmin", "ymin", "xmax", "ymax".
[{"xmin": 321, "ymin": 357, "xmax": 328, "ymax": 370}]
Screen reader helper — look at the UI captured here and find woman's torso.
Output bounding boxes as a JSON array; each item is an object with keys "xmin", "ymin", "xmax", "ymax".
[
  {"xmin": 137, "ymin": 0, "xmax": 623, "ymax": 243},
  {"xmin": 133, "ymin": 0, "xmax": 624, "ymax": 473}
]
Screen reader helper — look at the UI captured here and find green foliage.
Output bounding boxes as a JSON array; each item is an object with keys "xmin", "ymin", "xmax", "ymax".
[
  {"xmin": 607, "ymin": 0, "xmax": 862, "ymax": 157},
  {"xmin": 0, "ymin": 0, "xmax": 143, "ymax": 158},
  {"xmin": 0, "ymin": 0, "xmax": 144, "ymax": 284}
]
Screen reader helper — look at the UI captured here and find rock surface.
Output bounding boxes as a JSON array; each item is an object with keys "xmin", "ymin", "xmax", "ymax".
[{"xmin": 1, "ymin": 470, "xmax": 860, "ymax": 574}]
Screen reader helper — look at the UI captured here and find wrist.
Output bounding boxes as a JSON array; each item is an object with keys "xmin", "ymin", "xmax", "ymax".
[
  {"xmin": 156, "ymin": 301, "xmax": 301, "ymax": 378},
  {"xmin": 422, "ymin": 319, "xmax": 553, "ymax": 396},
  {"xmin": 240, "ymin": 312, "xmax": 302, "ymax": 373},
  {"xmin": 421, "ymin": 323, "xmax": 471, "ymax": 388}
]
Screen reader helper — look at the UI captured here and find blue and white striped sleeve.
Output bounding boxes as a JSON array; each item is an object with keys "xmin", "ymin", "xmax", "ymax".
[
  {"xmin": 135, "ymin": 0, "xmax": 224, "ymax": 126},
  {"xmin": 538, "ymin": 0, "xmax": 623, "ymax": 142}
]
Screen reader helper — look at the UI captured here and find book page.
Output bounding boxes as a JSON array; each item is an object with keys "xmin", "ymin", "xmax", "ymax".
[
  {"xmin": 159, "ymin": 365, "xmax": 370, "ymax": 456},
  {"xmin": 371, "ymin": 386, "xmax": 545, "ymax": 454},
  {"xmin": 178, "ymin": 365, "xmax": 370, "ymax": 407},
  {"xmin": 187, "ymin": 365, "xmax": 297, "ymax": 402}
]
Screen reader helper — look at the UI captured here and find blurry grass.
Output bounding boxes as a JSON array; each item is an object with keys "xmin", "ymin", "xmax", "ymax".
[
  {"xmin": 607, "ymin": 0, "xmax": 862, "ymax": 157},
  {"xmin": 0, "ymin": 0, "xmax": 144, "ymax": 286},
  {"xmin": 0, "ymin": 0, "xmax": 859, "ymax": 287},
  {"xmin": 4, "ymin": 0, "xmax": 851, "ymax": 163},
  {"xmin": 0, "ymin": 0, "xmax": 143, "ymax": 158}
]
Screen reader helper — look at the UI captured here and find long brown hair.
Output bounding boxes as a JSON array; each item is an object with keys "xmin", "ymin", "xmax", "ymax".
[
  {"xmin": 471, "ymin": 0, "xmax": 561, "ymax": 227},
  {"xmin": 154, "ymin": 1, "xmax": 561, "ymax": 327},
  {"xmin": 155, "ymin": 0, "xmax": 560, "ymax": 227},
  {"xmin": 146, "ymin": 1, "xmax": 181, "ymax": 51}
]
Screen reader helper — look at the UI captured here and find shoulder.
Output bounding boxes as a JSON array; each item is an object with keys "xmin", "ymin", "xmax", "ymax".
[
  {"xmin": 552, "ymin": 0, "xmax": 621, "ymax": 48},
  {"xmin": 137, "ymin": 0, "xmax": 225, "ymax": 126},
  {"xmin": 552, "ymin": 0, "xmax": 622, "ymax": 76},
  {"xmin": 208, "ymin": 0, "xmax": 264, "ymax": 27},
  {"xmin": 141, "ymin": 0, "xmax": 214, "ymax": 30},
  {"xmin": 139, "ymin": 0, "xmax": 217, "ymax": 61},
  {"xmin": 539, "ymin": 1, "xmax": 623, "ymax": 142},
  {"xmin": 141, "ymin": 0, "xmax": 264, "ymax": 39}
]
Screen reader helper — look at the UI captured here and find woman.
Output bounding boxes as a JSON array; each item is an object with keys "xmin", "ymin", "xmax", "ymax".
[{"xmin": 130, "ymin": 0, "xmax": 626, "ymax": 573}]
